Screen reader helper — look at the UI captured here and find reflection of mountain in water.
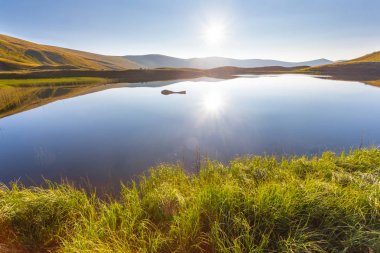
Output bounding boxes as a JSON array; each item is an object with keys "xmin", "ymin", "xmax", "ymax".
[
  {"xmin": 126, "ymin": 77, "xmax": 225, "ymax": 88},
  {"xmin": 1, "ymin": 78, "xmax": 227, "ymax": 118},
  {"xmin": 0, "ymin": 84, "xmax": 123, "ymax": 118},
  {"xmin": 1, "ymin": 75, "xmax": 379, "ymax": 119}
]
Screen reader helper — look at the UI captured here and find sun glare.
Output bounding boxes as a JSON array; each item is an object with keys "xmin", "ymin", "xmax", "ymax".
[
  {"xmin": 202, "ymin": 93, "xmax": 224, "ymax": 113},
  {"xmin": 202, "ymin": 22, "xmax": 225, "ymax": 45}
]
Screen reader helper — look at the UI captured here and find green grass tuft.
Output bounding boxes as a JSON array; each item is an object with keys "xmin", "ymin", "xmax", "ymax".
[{"xmin": 0, "ymin": 148, "xmax": 379, "ymax": 252}]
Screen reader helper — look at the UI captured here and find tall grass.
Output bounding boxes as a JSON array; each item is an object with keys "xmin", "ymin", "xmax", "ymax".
[
  {"xmin": 0, "ymin": 148, "xmax": 379, "ymax": 252},
  {"xmin": 0, "ymin": 77, "xmax": 108, "ymax": 87}
]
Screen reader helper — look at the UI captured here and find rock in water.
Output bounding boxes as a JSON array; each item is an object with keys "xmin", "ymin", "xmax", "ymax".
[{"xmin": 161, "ymin": 90, "xmax": 186, "ymax": 95}]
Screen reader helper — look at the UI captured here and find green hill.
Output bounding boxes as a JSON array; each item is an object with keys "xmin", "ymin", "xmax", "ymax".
[
  {"xmin": 345, "ymin": 51, "xmax": 380, "ymax": 63},
  {"xmin": 301, "ymin": 51, "xmax": 380, "ymax": 82},
  {"xmin": 0, "ymin": 34, "xmax": 140, "ymax": 71}
]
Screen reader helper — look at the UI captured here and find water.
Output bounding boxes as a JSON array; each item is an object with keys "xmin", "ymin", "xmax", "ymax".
[{"xmin": 1, "ymin": 75, "xmax": 380, "ymax": 187}]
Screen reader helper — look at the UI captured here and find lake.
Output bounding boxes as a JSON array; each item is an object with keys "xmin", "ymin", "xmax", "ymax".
[{"xmin": 1, "ymin": 75, "xmax": 380, "ymax": 187}]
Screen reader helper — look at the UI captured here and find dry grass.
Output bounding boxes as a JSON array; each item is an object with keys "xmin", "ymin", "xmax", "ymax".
[
  {"xmin": 347, "ymin": 51, "xmax": 380, "ymax": 63},
  {"xmin": 0, "ymin": 34, "xmax": 140, "ymax": 71}
]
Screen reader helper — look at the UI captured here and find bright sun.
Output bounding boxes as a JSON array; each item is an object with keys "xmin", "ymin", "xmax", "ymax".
[{"xmin": 203, "ymin": 22, "xmax": 225, "ymax": 45}]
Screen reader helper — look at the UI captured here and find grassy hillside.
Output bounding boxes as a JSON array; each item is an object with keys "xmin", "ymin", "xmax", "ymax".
[
  {"xmin": 299, "ymin": 51, "xmax": 380, "ymax": 82},
  {"xmin": 345, "ymin": 51, "xmax": 380, "ymax": 63},
  {"xmin": 0, "ymin": 34, "xmax": 140, "ymax": 71},
  {"xmin": 0, "ymin": 148, "xmax": 379, "ymax": 252}
]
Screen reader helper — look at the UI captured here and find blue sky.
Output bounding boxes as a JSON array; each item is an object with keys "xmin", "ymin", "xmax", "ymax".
[{"xmin": 1, "ymin": 0, "xmax": 379, "ymax": 61}]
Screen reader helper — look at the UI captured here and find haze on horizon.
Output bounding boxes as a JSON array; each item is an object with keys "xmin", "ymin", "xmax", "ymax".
[{"xmin": 1, "ymin": 0, "xmax": 379, "ymax": 62}]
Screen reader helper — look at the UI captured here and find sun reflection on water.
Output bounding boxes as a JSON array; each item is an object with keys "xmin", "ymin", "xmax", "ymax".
[{"xmin": 202, "ymin": 93, "xmax": 224, "ymax": 114}]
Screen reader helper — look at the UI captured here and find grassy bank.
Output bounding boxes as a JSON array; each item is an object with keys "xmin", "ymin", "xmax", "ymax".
[
  {"xmin": 0, "ymin": 77, "xmax": 108, "ymax": 87},
  {"xmin": 0, "ymin": 149, "xmax": 379, "ymax": 252}
]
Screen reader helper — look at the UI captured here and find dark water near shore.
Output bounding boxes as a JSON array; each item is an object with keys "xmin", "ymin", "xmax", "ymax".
[{"xmin": 1, "ymin": 75, "xmax": 380, "ymax": 187}]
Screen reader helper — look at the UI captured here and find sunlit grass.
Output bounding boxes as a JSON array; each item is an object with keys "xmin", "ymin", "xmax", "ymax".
[
  {"xmin": 365, "ymin": 80, "xmax": 380, "ymax": 87},
  {"xmin": 0, "ymin": 148, "xmax": 379, "ymax": 252},
  {"xmin": 0, "ymin": 34, "xmax": 139, "ymax": 70},
  {"xmin": 349, "ymin": 51, "xmax": 380, "ymax": 63},
  {"xmin": 0, "ymin": 77, "xmax": 108, "ymax": 87}
]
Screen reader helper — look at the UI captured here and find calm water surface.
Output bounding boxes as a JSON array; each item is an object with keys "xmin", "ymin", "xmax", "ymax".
[{"xmin": 1, "ymin": 75, "xmax": 380, "ymax": 186}]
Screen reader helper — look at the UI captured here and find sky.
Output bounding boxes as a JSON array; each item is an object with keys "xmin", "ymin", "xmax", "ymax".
[{"xmin": 0, "ymin": 0, "xmax": 379, "ymax": 61}]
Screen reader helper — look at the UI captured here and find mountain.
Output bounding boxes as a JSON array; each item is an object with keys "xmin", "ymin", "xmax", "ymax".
[
  {"xmin": 0, "ymin": 34, "xmax": 140, "ymax": 71},
  {"xmin": 124, "ymin": 54, "xmax": 332, "ymax": 69},
  {"xmin": 0, "ymin": 34, "xmax": 334, "ymax": 71}
]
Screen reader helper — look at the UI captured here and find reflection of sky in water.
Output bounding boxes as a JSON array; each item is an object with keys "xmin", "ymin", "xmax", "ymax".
[{"xmin": 1, "ymin": 75, "xmax": 380, "ymax": 187}]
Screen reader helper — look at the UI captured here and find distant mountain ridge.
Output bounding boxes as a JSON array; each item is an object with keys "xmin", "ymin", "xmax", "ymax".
[
  {"xmin": 0, "ymin": 34, "xmax": 336, "ymax": 71},
  {"xmin": 124, "ymin": 54, "xmax": 333, "ymax": 69}
]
